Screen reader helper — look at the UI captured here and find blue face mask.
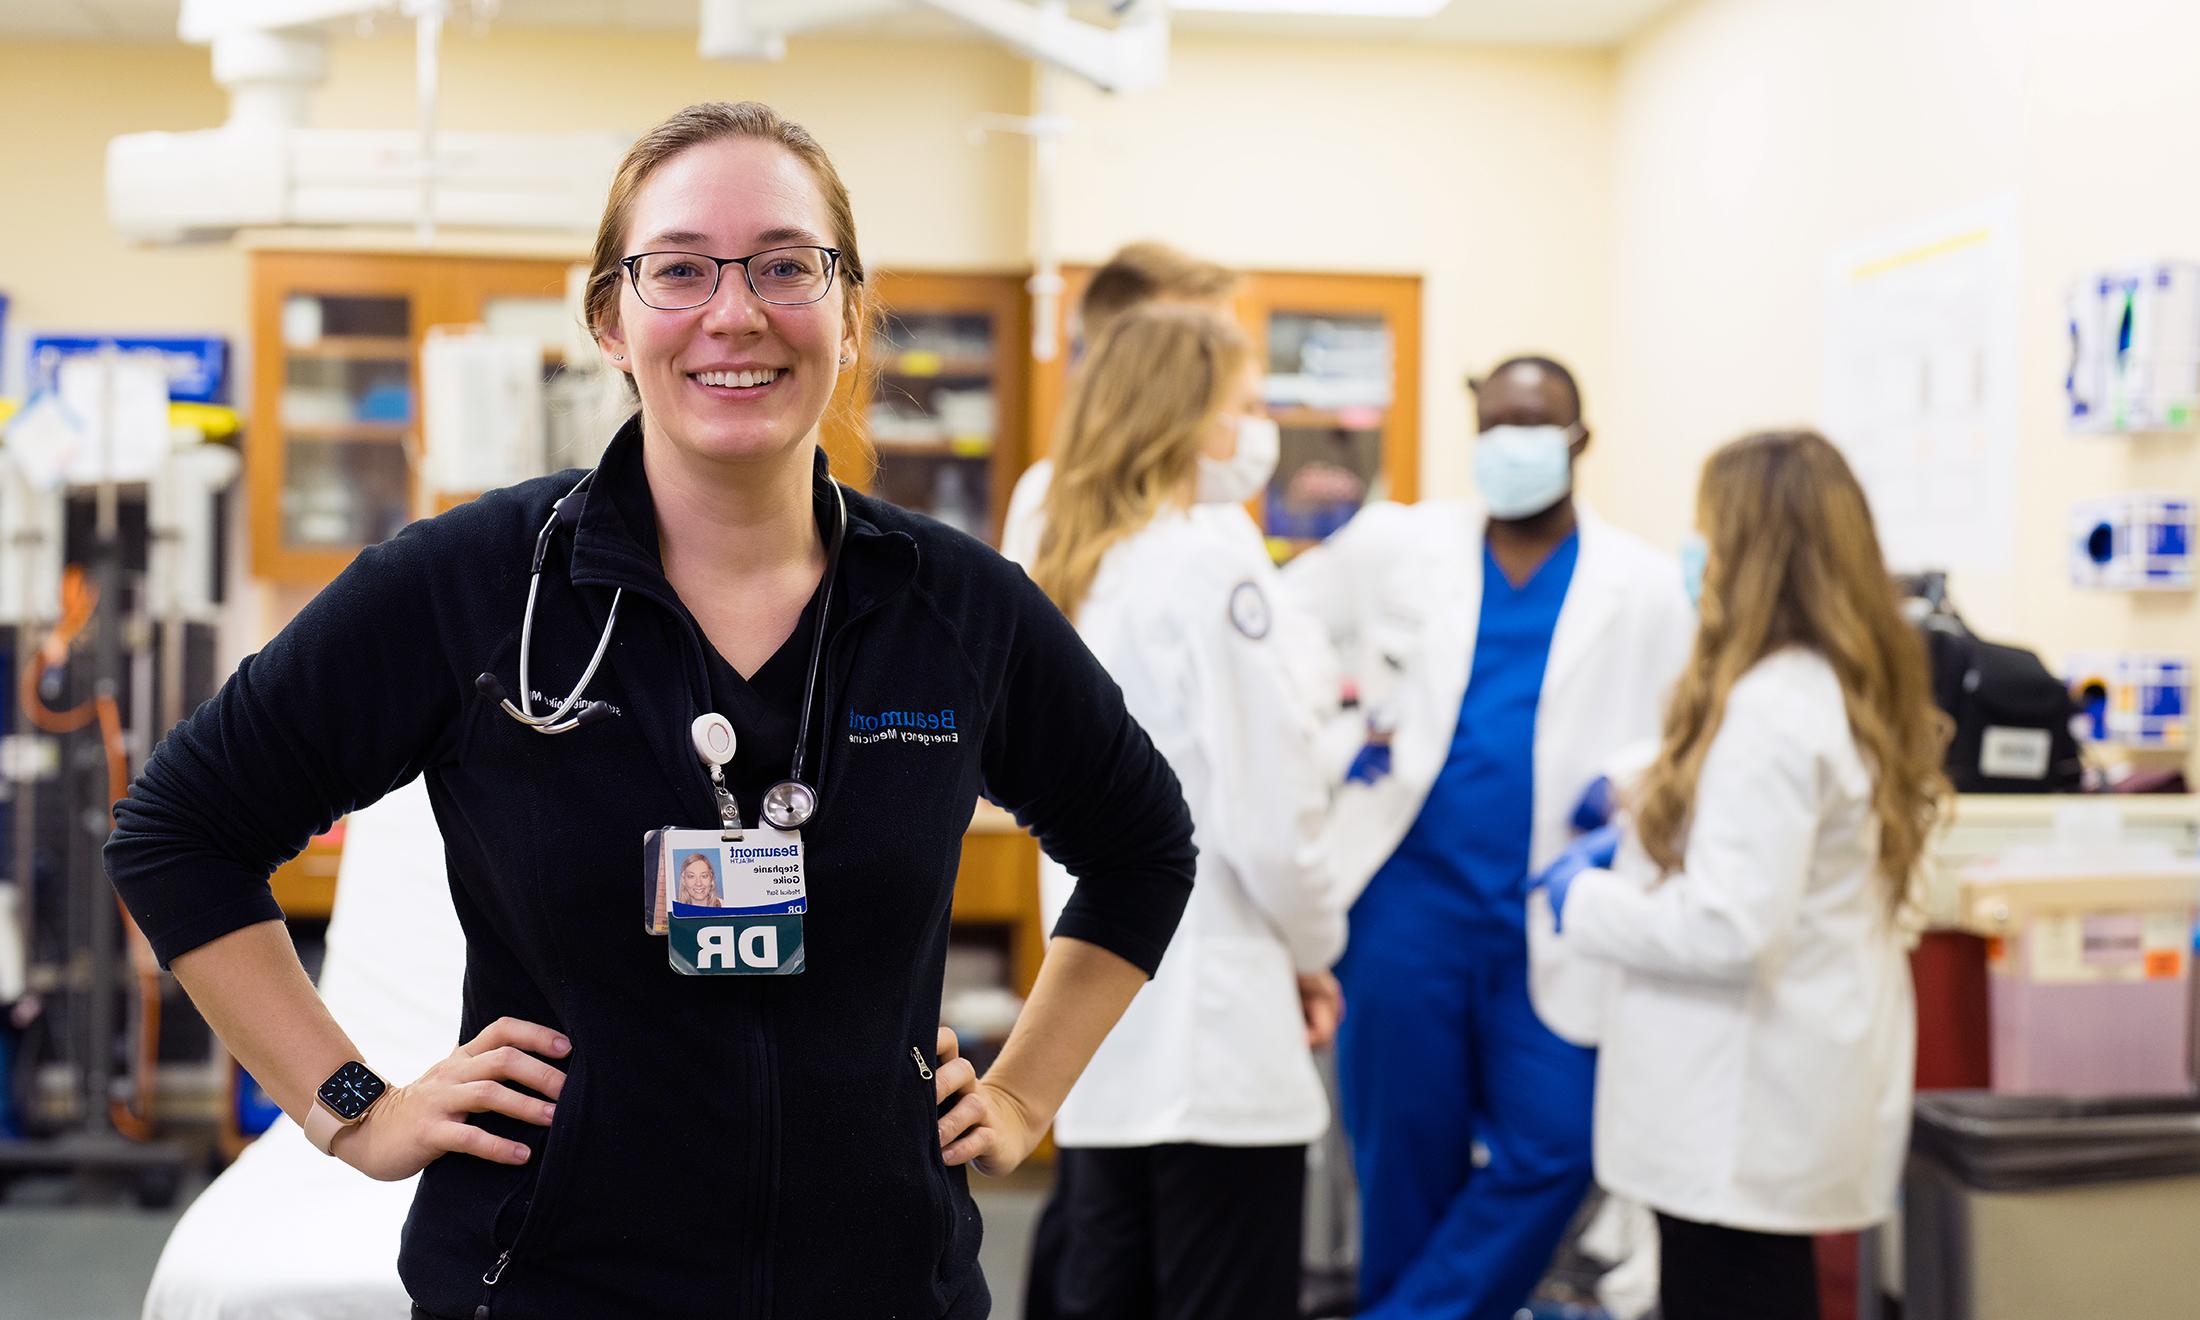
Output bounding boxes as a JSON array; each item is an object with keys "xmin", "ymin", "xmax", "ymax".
[
  {"xmin": 1473, "ymin": 424, "xmax": 1578, "ymax": 520},
  {"xmin": 1679, "ymin": 534, "xmax": 1708, "ymax": 609}
]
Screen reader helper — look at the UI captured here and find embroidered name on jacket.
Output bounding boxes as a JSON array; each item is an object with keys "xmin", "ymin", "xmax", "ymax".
[{"xmin": 846, "ymin": 707, "xmax": 959, "ymax": 745}]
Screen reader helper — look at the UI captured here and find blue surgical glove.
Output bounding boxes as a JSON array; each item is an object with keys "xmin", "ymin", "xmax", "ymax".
[
  {"xmin": 1570, "ymin": 775, "xmax": 1618, "ymax": 834},
  {"xmin": 1528, "ymin": 823, "xmax": 1621, "ymax": 932},
  {"xmin": 1344, "ymin": 740, "xmax": 1393, "ymax": 786}
]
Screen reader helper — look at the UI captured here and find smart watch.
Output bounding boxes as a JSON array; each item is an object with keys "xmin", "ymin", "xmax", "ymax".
[{"xmin": 305, "ymin": 1059, "xmax": 388, "ymax": 1155}]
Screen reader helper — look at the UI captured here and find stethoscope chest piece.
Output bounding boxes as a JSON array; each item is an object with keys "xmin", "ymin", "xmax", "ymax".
[{"xmin": 761, "ymin": 779, "xmax": 818, "ymax": 831}]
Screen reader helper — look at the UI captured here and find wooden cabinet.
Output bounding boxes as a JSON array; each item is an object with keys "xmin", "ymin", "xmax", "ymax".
[
  {"xmin": 268, "ymin": 824, "xmax": 345, "ymax": 920},
  {"xmin": 248, "ymin": 251, "xmax": 575, "ymax": 586},
  {"xmin": 951, "ymin": 803, "xmax": 1047, "ymax": 998},
  {"xmin": 1030, "ymin": 267, "xmax": 1423, "ymax": 551},
  {"xmin": 829, "ymin": 272, "xmax": 1031, "ymax": 545}
]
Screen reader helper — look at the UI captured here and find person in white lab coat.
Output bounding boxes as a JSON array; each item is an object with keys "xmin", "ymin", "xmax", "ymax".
[
  {"xmin": 1530, "ymin": 428, "xmax": 1952, "ymax": 1320},
  {"xmin": 1023, "ymin": 303, "xmax": 1348, "ymax": 1320},
  {"xmin": 1284, "ymin": 356, "xmax": 1696, "ymax": 1320},
  {"xmin": 1000, "ymin": 241, "xmax": 1240, "ymax": 568}
]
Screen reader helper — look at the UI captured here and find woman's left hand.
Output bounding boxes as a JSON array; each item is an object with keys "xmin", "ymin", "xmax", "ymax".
[{"xmin": 935, "ymin": 1031, "xmax": 1043, "ymax": 1176}]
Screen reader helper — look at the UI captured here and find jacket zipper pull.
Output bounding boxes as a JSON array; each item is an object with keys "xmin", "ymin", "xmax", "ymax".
[
  {"xmin": 911, "ymin": 1046, "xmax": 933, "ymax": 1081},
  {"xmin": 473, "ymin": 1248, "xmax": 512, "ymax": 1318}
]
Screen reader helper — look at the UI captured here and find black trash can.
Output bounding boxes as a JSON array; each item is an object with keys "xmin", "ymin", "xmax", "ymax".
[{"xmin": 1902, "ymin": 1091, "xmax": 2200, "ymax": 1319}]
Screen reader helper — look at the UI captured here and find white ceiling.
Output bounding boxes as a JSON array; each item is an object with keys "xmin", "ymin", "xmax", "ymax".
[{"xmin": 5, "ymin": 0, "xmax": 1679, "ymax": 47}]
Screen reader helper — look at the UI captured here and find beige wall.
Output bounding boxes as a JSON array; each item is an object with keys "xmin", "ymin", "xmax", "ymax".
[
  {"xmin": 0, "ymin": 42, "xmax": 247, "ymax": 360},
  {"xmin": 309, "ymin": 29, "xmax": 1032, "ymax": 271},
  {"xmin": 1053, "ymin": 35, "xmax": 1615, "ymax": 499},
  {"xmin": 1606, "ymin": 0, "xmax": 2199, "ymax": 772},
  {"xmin": 0, "ymin": 30, "xmax": 1030, "ymax": 394}
]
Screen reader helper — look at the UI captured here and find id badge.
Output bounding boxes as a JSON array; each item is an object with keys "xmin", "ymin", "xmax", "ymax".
[{"xmin": 643, "ymin": 827, "xmax": 808, "ymax": 975}]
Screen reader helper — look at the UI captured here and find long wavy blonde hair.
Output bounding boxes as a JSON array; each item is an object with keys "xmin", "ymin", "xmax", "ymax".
[
  {"xmin": 1632, "ymin": 430, "xmax": 1952, "ymax": 917},
  {"xmin": 1029, "ymin": 305, "xmax": 1250, "ymax": 616}
]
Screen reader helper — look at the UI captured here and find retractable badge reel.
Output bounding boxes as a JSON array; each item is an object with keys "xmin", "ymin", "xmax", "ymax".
[
  {"xmin": 691, "ymin": 713, "xmax": 742, "ymax": 838},
  {"xmin": 641, "ymin": 714, "xmax": 809, "ymax": 976}
]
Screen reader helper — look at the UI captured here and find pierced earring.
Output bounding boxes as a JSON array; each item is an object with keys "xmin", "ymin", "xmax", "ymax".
[
  {"xmin": 838, "ymin": 354, "xmax": 852, "ymax": 366},
  {"xmin": 611, "ymin": 353, "xmax": 626, "ymax": 361}
]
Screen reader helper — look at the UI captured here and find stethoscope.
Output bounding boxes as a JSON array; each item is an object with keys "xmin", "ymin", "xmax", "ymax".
[{"xmin": 473, "ymin": 467, "xmax": 848, "ymax": 832}]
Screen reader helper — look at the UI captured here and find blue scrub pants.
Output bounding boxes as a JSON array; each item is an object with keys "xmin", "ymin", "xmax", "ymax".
[{"xmin": 1335, "ymin": 930, "xmax": 1596, "ymax": 1320}]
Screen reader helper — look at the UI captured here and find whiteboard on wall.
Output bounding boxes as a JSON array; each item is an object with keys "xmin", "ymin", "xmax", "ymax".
[{"xmin": 1822, "ymin": 196, "xmax": 2021, "ymax": 575}]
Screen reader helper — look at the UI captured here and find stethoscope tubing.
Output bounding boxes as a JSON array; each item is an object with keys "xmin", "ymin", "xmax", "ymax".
[{"xmin": 481, "ymin": 465, "xmax": 845, "ymax": 823}]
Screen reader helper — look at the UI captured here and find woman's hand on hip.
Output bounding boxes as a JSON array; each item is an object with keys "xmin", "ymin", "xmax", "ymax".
[
  {"xmin": 332, "ymin": 1017, "xmax": 569, "ymax": 1181},
  {"xmin": 936, "ymin": 1055, "xmax": 1043, "ymax": 1179}
]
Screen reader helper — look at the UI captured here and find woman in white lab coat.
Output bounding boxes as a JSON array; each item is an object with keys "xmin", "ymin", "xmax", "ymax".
[
  {"xmin": 1531, "ymin": 428, "xmax": 1952, "ymax": 1320},
  {"xmin": 1023, "ymin": 303, "xmax": 1347, "ymax": 1320}
]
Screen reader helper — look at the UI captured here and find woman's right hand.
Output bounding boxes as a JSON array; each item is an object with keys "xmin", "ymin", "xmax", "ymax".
[{"xmin": 330, "ymin": 1017, "xmax": 570, "ymax": 1182}]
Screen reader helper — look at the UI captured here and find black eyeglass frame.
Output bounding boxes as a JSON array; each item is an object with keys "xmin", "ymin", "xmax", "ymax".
[{"xmin": 619, "ymin": 246, "xmax": 846, "ymax": 310}]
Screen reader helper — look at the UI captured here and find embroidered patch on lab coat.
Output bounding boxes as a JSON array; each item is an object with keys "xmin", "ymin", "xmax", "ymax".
[{"xmin": 1228, "ymin": 580, "xmax": 1271, "ymax": 640}]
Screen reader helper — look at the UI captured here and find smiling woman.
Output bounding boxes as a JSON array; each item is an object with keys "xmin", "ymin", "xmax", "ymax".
[
  {"xmin": 107, "ymin": 99, "xmax": 1198, "ymax": 1320},
  {"xmin": 584, "ymin": 104, "xmax": 872, "ymax": 483}
]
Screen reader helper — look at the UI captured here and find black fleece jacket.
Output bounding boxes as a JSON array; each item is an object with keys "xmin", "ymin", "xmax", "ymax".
[{"xmin": 106, "ymin": 420, "xmax": 1197, "ymax": 1319}]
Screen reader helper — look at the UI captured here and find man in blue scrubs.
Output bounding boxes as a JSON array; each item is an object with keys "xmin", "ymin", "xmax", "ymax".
[{"xmin": 1313, "ymin": 357, "xmax": 1689, "ymax": 1319}]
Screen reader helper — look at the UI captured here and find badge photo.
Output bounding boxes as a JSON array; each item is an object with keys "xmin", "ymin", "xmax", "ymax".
[{"xmin": 670, "ymin": 846, "xmax": 729, "ymax": 916}]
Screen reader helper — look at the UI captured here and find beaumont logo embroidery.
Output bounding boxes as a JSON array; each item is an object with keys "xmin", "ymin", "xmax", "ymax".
[{"xmin": 846, "ymin": 707, "xmax": 960, "ymax": 746}]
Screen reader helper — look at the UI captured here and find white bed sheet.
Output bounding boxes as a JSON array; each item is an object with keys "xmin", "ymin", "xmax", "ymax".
[{"xmin": 144, "ymin": 779, "xmax": 465, "ymax": 1320}]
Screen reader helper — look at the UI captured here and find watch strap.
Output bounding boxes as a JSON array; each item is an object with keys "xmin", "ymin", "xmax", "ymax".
[{"xmin": 304, "ymin": 1098, "xmax": 347, "ymax": 1155}]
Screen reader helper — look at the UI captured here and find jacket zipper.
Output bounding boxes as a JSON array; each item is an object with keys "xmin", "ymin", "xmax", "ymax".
[
  {"xmin": 914, "ymin": 1043, "xmax": 958, "ymax": 1274},
  {"xmin": 472, "ymin": 1060, "xmax": 581, "ymax": 1318},
  {"xmin": 618, "ymin": 570, "xmax": 894, "ymax": 1318},
  {"xmin": 474, "ymin": 1250, "xmax": 511, "ymax": 1318}
]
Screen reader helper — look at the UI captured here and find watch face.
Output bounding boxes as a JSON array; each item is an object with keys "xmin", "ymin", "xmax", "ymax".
[{"xmin": 317, "ymin": 1061, "xmax": 387, "ymax": 1121}]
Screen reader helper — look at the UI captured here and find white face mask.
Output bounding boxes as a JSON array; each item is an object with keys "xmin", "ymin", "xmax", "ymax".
[
  {"xmin": 1196, "ymin": 414, "xmax": 1280, "ymax": 505},
  {"xmin": 1473, "ymin": 423, "xmax": 1579, "ymax": 520}
]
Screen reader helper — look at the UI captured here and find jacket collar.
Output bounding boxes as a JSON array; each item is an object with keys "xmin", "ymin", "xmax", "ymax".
[{"xmin": 565, "ymin": 414, "xmax": 916, "ymax": 616}]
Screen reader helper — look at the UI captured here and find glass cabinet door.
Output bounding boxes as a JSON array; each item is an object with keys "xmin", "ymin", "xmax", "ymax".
[
  {"xmin": 1242, "ymin": 273, "xmax": 1422, "ymax": 557},
  {"xmin": 1261, "ymin": 310, "xmax": 1394, "ymax": 546},
  {"xmin": 868, "ymin": 309, "xmax": 1000, "ymax": 542},
  {"xmin": 276, "ymin": 293, "xmax": 414, "ymax": 551}
]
